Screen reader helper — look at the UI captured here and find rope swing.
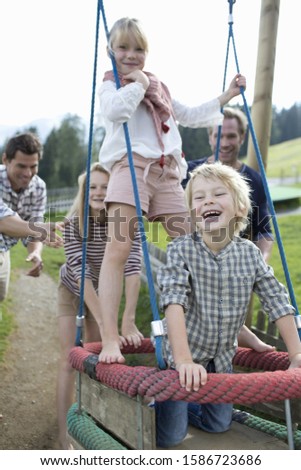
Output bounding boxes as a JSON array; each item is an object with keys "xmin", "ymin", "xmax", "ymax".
[{"xmin": 68, "ymin": 0, "xmax": 301, "ymax": 451}]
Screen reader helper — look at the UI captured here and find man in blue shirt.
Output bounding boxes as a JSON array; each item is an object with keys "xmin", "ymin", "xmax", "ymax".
[{"xmin": 182, "ymin": 107, "xmax": 273, "ymax": 262}]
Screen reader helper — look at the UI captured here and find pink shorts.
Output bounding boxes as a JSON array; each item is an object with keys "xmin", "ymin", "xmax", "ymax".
[{"xmin": 105, "ymin": 154, "xmax": 188, "ymax": 220}]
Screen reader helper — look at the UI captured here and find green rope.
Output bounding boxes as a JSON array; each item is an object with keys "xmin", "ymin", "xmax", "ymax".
[
  {"xmin": 67, "ymin": 403, "xmax": 127, "ymax": 450},
  {"xmin": 232, "ymin": 409, "xmax": 301, "ymax": 449}
]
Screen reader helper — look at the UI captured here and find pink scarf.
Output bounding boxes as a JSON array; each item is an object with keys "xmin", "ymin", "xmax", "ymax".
[{"xmin": 103, "ymin": 70, "xmax": 174, "ymax": 152}]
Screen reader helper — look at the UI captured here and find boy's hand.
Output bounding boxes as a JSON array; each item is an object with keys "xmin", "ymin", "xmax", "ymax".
[{"xmin": 176, "ymin": 362, "xmax": 207, "ymax": 391}]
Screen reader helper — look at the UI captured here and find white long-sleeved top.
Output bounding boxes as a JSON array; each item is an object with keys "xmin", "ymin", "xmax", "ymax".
[{"xmin": 98, "ymin": 80, "xmax": 224, "ymax": 181}]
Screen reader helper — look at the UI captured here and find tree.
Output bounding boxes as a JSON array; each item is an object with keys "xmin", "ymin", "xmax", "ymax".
[
  {"xmin": 40, "ymin": 114, "xmax": 88, "ymax": 188},
  {"xmin": 179, "ymin": 126, "xmax": 211, "ymax": 161},
  {"xmin": 38, "ymin": 129, "xmax": 60, "ymax": 188}
]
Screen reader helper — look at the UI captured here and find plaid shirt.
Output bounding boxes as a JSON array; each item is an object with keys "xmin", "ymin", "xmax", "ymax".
[
  {"xmin": 0, "ymin": 165, "xmax": 46, "ymax": 252},
  {"xmin": 157, "ymin": 232, "xmax": 295, "ymax": 372},
  {"xmin": 0, "ymin": 201, "xmax": 16, "ymax": 220}
]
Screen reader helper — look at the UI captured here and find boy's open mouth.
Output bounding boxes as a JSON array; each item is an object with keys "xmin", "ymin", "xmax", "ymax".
[{"xmin": 202, "ymin": 210, "xmax": 221, "ymax": 220}]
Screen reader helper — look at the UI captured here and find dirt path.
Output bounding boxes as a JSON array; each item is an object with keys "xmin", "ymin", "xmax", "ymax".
[{"xmin": 0, "ymin": 271, "xmax": 60, "ymax": 450}]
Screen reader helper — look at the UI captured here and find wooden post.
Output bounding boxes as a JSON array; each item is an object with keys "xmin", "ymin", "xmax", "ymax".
[
  {"xmin": 246, "ymin": 0, "xmax": 280, "ymax": 171},
  {"xmin": 245, "ymin": 0, "xmax": 280, "ymax": 328}
]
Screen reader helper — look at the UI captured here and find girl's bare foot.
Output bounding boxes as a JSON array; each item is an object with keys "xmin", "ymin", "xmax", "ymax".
[
  {"xmin": 98, "ymin": 341, "xmax": 126, "ymax": 364},
  {"xmin": 253, "ymin": 341, "xmax": 276, "ymax": 353},
  {"xmin": 121, "ymin": 323, "xmax": 144, "ymax": 348}
]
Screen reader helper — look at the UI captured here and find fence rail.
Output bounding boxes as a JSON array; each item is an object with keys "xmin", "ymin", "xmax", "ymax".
[{"xmin": 46, "ymin": 187, "xmax": 77, "ymax": 213}]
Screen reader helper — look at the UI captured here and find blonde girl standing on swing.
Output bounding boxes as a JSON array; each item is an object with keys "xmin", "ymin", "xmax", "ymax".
[{"xmin": 97, "ymin": 17, "xmax": 246, "ymax": 364}]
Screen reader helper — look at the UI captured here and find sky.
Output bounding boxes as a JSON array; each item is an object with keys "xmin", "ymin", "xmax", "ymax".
[{"xmin": 0, "ymin": 0, "xmax": 300, "ymax": 128}]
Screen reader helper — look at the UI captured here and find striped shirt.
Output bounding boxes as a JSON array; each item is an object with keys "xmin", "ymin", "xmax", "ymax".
[
  {"xmin": 0, "ymin": 165, "xmax": 46, "ymax": 252},
  {"xmin": 60, "ymin": 216, "xmax": 142, "ymax": 296},
  {"xmin": 157, "ymin": 232, "xmax": 295, "ymax": 372}
]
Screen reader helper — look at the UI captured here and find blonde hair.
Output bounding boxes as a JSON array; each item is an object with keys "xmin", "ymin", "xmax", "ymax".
[
  {"xmin": 67, "ymin": 163, "xmax": 109, "ymax": 237},
  {"xmin": 185, "ymin": 162, "xmax": 251, "ymax": 236},
  {"xmin": 108, "ymin": 17, "xmax": 149, "ymax": 54},
  {"xmin": 208, "ymin": 107, "xmax": 248, "ymax": 137}
]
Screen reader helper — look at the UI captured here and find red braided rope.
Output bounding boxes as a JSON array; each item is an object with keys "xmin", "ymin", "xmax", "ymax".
[
  {"xmin": 69, "ymin": 342, "xmax": 301, "ymax": 405},
  {"xmin": 233, "ymin": 347, "xmax": 290, "ymax": 371}
]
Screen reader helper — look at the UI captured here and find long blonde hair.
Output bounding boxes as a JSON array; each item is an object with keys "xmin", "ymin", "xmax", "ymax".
[{"xmin": 66, "ymin": 163, "xmax": 109, "ymax": 237}]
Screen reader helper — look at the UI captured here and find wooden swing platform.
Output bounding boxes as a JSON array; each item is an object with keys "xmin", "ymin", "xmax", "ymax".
[
  {"xmin": 66, "ymin": 342, "xmax": 301, "ymax": 451},
  {"xmin": 68, "ymin": 372, "xmax": 289, "ymax": 451}
]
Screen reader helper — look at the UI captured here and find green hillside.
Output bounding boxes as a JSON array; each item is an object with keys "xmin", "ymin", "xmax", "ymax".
[{"xmin": 244, "ymin": 137, "xmax": 301, "ymax": 180}]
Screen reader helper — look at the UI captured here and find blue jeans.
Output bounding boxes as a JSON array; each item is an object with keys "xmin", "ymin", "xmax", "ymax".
[{"xmin": 155, "ymin": 361, "xmax": 233, "ymax": 448}]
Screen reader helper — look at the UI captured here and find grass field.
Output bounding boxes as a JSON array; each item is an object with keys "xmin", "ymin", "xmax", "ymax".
[{"xmin": 244, "ymin": 137, "xmax": 301, "ymax": 180}]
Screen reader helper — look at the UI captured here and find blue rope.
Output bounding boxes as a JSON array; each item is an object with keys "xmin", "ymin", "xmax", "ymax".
[
  {"xmin": 75, "ymin": 0, "xmax": 101, "ymax": 347},
  {"xmin": 219, "ymin": 0, "xmax": 301, "ymax": 337},
  {"xmin": 215, "ymin": 0, "xmax": 237, "ymax": 162},
  {"xmin": 99, "ymin": 0, "xmax": 166, "ymax": 369}
]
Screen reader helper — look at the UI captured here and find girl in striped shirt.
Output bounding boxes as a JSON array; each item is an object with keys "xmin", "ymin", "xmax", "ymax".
[{"xmin": 56, "ymin": 162, "xmax": 142, "ymax": 449}]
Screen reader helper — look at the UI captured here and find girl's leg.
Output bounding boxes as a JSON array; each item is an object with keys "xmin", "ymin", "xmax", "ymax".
[
  {"xmin": 98, "ymin": 203, "xmax": 137, "ymax": 363},
  {"xmin": 56, "ymin": 315, "xmax": 77, "ymax": 449},
  {"xmin": 121, "ymin": 273, "xmax": 143, "ymax": 347},
  {"xmin": 85, "ymin": 319, "xmax": 102, "ymax": 343}
]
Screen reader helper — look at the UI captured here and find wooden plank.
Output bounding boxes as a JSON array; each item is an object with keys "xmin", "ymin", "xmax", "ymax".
[
  {"xmin": 80, "ymin": 373, "xmax": 156, "ymax": 450},
  {"xmin": 164, "ymin": 422, "xmax": 289, "ymax": 450}
]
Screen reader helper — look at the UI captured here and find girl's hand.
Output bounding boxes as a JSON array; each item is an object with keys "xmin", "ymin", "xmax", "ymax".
[
  {"xmin": 228, "ymin": 73, "xmax": 246, "ymax": 98},
  {"xmin": 122, "ymin": 70, "xmax": 150, "ymax": 90},
  {"xmin": 176, "ymin": 362, "xmax": 207, "ymax": 391},
  {"xmin": 218, "ymin": 73, "xmax": 246, "ymax": 106}
]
